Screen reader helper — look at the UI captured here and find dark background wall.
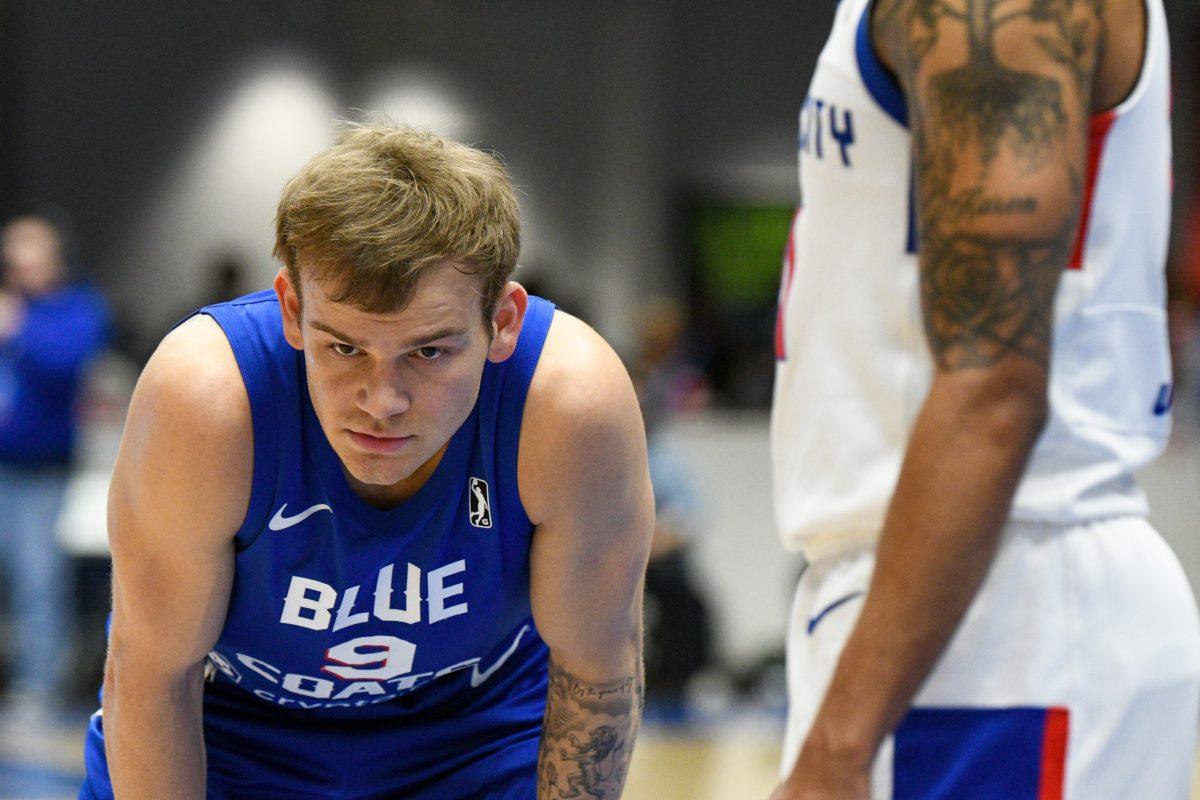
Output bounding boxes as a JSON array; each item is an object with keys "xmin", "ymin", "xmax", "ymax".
[{"xmin": 3, "ymin": 1, "xmax": 1195, "ymax": 353}]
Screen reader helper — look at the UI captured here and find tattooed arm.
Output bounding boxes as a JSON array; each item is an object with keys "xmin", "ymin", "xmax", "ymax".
[
  {"xmin": 773, "ymin": 1, "xmax": 1110, "ymax": 798},
  {"xmin": 519, "ymin": 312, "xmax": 654, "ymax": 800}
]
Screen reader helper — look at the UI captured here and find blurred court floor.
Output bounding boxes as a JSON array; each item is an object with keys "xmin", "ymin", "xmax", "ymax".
[{"xmin": 627, "ymin": 713, "xmax": 783, "ymax": 797}]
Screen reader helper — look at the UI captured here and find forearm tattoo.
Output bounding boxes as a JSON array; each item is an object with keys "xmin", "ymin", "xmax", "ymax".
[
  {"xmin": 537, "ymin": 656, "xmax": 642, "ymax": 800},
  {"xmin": 876, "ymin": 0, "xmax": 1105, "ymax": 370}
]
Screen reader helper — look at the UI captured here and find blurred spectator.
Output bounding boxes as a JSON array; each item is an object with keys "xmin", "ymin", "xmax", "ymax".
[
  {"xmin": 58, "ymin": 348, "xmax": 139, "ymax": 704},
  {"xmin": 0, "ymin": 214, "xmax": 109, "ymax": 719},
  {"xmin": 642, "ymin": 442, "xmax": 714, "ymax": 720},
  {"xmin": 1171, "ymin": 202, "xmax": 1200, "ymax": 377},
  {"xmin": 631, "ymin": 298, "xmax": 714, "ymax": 719},
  {"xmin": 1166, "ymin": 14, "xmax": 1200, "ymax": 399},
  {"xmin": 633, "ymin": 298, "xmax": 710, "ymax": 432}
]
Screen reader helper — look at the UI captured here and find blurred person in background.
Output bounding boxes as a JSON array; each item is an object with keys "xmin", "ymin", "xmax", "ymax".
[
  {"xmin": 82, "ymin": 124, "xmax": 652, "ymax": 800},
  {"xmin": 634, "ymin": 299, "xmax": 709, "ymax": 432},
  {"xmin": 1166, "ymin": 13, "xmax": 1200, "ymax": 405},
  {"xmin": 771, "ymin": 1, "xmax": 1200, "ymax": 798},
  {"xmin": 0, "ymin": 213, "xmax": 109, "ymax": 720},
  {"xmin": 1169, "ymin": 205, "xmax": 1200, "ymax": 394},
  {"xmin": 630, "ymin": 299, "xmax": 714, "ymax": 723}
]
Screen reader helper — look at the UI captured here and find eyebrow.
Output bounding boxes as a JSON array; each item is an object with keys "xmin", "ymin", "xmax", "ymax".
[
  {"xmin": 309, "ymin": 320, "xmax": 363, "ymax": 346},
  {"xmin": 308, "ymin": 320, "xmax": 469, "ymax": 349}
]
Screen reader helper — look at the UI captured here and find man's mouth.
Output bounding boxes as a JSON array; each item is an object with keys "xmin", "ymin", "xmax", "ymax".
[{"xmin": 348, "ymin": 430, "xmax": 414, "ymax": 454}]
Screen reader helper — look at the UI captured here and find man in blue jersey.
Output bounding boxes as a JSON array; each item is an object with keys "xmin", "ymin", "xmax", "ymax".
[
  {"xmin": 0, "ymin": 213, "xmax": 108, "ymax": 719},
  {"xmin": 83, "ymin": 125, "xmax": 653, "ymax": 799}
]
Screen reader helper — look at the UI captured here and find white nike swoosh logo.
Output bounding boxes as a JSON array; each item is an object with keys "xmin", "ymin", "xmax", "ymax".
[
  {"xmin": 268, "ymin": 503, "xmax": 333, "ymax": 531},
  {"xmin": 470, "ymin": 624, "xmax": 530, "ymax": 688}
]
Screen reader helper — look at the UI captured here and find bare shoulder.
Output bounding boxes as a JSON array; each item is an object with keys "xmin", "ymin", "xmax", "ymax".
[
  {"xmin": 113, "ymin": 313, "xmax": 252, "ymax": 549},
  {"xmin": 874, "ymin": 0, "xmax": 1106, "ymax": 88},
  {"xmin": 138, "ymin": 314, "xmax": 250, "ymax": 427},
  {"xmin": 526, "ymin": 311, "xmax": 635, "ymax": 418},
  {"xmin": 518, "ymin": 311, "xmax": 647, "ymax": 526}
]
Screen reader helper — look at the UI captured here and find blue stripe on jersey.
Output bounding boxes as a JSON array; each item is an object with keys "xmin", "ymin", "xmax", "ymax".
[
  {"xmin": 855, "ymin": 0, "xmax": 908, "ymax": 128},
  {"xmin": 81, "ymin": 291, "xmax": 560, "ymax": 799},
  {"xmin": 893, "ymin": 707, "xmax": 1058, "ymax": 799}
]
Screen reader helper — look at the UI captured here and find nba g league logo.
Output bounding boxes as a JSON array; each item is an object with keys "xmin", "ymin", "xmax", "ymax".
[{"xmin": 469, "ymin": 477, "xmax": 492, "ymax": 529}]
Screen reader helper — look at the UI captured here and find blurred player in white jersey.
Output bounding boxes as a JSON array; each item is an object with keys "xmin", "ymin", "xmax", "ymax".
[{"xmin": 771, "ymin": 1, "xmax": 1200, "ymax": 797}]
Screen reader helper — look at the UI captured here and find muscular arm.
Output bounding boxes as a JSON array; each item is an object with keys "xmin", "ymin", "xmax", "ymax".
[
  {"xmin": 521, "ymin": 313, "xmax": 654, "ymax": 800},
  {"xmin": 781, "ymin": 0, "xmax": 1103, "ymax": 789},
  {"xmin": 103, "ymin": 315, "xmax": 251, "ymax": 798}
]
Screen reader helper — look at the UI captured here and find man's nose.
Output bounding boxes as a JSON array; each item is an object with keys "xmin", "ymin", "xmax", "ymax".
[{"xmin": 357, "ymin": 362, "xmax": 411, "ymax": 420}]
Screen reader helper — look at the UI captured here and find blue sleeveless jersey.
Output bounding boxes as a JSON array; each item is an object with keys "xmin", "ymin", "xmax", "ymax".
[{"xmin": 82, "ymin": 291, "xmax": 557, "ymax": 800}]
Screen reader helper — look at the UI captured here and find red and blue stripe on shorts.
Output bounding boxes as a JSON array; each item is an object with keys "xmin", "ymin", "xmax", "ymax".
[{"xmin": 893, "ymin": 706, "xmax": 1069, "ymax": 799}]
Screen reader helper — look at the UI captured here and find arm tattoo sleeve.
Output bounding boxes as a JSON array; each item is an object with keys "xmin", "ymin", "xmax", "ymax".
[
  {"xmin": 878, "ymin": 0, "xmax": 1104, "ymax": 371},
  {"xmin": 537, "ymin": 656, "xmax": 642, "ymax": 800}
]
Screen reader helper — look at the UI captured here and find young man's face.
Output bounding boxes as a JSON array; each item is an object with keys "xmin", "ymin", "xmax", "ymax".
[
  {"xmin": 1, "ymin": 218, "xmax": 64, "ymax": 296},
  {"xmin": 276, "ymin": 260, "xmax": 525, "ymax": 504}
]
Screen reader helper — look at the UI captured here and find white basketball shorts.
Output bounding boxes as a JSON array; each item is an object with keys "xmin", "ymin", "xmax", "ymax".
[{"xmin": 782, "ymin": 515, "xmax": 1200, "ymax": 799}]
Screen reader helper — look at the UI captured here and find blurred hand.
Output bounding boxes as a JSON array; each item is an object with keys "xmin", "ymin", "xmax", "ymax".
[
  {"xmin": 0, "ymin": 291, "xmax": 25, "ymax": 340},
  {"xmin": 768, "ymin": 739, "xmax": 872, "ymax": 800}
]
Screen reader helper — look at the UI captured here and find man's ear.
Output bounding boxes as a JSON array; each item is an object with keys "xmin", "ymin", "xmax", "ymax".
[
  {"xmin": 487, "ymin": 282, "xmax": 529, "ymax": 363},
  {"xmin": 273, "ymin": 268, "xmax": 305, "ymax": 351}
]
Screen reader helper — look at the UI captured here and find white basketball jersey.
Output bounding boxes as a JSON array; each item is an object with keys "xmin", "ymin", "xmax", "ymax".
[{"xmin": 772, "ymin": 0, "xmax": 1173, "ymax": 555}]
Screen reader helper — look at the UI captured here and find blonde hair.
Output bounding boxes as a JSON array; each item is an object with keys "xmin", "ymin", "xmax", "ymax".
[{"xmin": 274, "ymin": 122, "xmax": 520, "ymax": 318}]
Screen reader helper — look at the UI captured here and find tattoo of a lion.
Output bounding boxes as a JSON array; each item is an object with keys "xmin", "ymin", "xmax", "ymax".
[{"xmin": 559, "ymin": 725, "xmax": 623, "ymax": 799}]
